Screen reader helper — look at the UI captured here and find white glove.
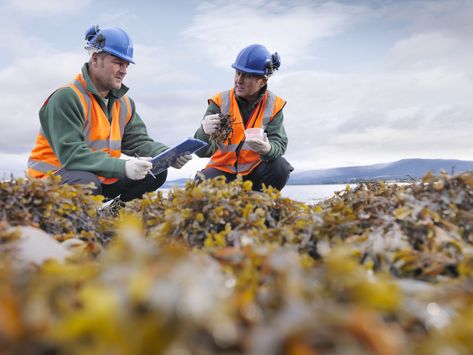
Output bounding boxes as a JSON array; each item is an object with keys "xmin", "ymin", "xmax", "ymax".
[
  {"xmin": 125, "ymin": 158, "xmax": 152, "ymax": 180},
  {"xmin": 171, "ymin": 154, "xmax": 192, "ymax": 169},
  {"xmin": 201, "ymin": 114, "xmax": 221, "ymax": 135},
  {"xmin": 246, "ymin": 133, "xmax": 271, "ymax": 155}
]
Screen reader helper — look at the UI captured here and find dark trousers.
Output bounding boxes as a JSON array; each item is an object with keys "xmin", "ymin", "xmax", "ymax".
[
  {"xmin": 54, "ymin": 169, "xmax": 168, "ymax": 202},
  {"xmin": 196, "ymin": 156, "xmax": 294, "ymax": 191}
]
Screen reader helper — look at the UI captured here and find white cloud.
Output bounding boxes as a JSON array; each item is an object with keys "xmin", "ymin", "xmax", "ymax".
[
  {"xmin": 382, "ymin": 0, "xmax": 473, "ymax": 38},
  {"xmin": 0, "ymin": 12, "xmax": 53, "ymax": 60},
  {"xmin": 272, "ymin": 61, "xmax": 473, "ymax": 171},
  {"xmin": 0, "ymin": 51, "xmax": 84, "ymax": 152},
  {"xmin": 96, "ymin": 9, "xmax": 140, "ymax": 25},
  {"xmin": 126, "ymin": 44, "xmax": 199, "ymax": 89},
  {"xmin": 0, "ymin": 152, "xmax": 29, "ymax": 178},
  {"xmin": 7, "ymin": 0, "xmax": 92, "ymax": 16},
  {"xmin": 386, "ymin": 31, "xmax": 470, "ymax": 71},
  {"xmin": 182, "ymin": 0, "xmax": 368, "ymax": 68},
  {"xmin": 1, "ymin": 0, "xmax": 472, "ymax": 180}
]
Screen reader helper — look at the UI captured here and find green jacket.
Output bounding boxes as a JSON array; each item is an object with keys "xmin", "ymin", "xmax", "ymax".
[
  {"xmin": 194, "ymin": 86, "xmax": 288, "ymax": 162},
  {"xmin": 38, "ymin": 63, "xmax": 168, "ymax": 179}
]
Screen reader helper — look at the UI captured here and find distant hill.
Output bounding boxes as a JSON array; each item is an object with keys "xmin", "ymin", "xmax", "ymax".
[{"xmin": 288, "ymin": 159, "xmax": 473, "ymax": 185}]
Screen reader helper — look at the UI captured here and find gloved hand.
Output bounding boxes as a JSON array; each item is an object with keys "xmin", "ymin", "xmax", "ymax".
[
  {"xmin": 201, "ymin": 114, "xmax": 221, "ymax": 135},
  {"xmin": 246, "ymin": 133, "xmax": 271, "ymax": 155},
  {"xmin": 125, "ymin": 157, "xmax": 152, "ymax": 180},
  {"xmin": 171, "ymin": 154, "xmax": 192, "ymax": 169}
]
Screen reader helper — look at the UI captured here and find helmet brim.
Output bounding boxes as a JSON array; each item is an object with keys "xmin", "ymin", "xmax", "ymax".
[
  {"xmin": 231, "ymin": 63, "xmax": 264, "ymax": 76},
  {"xmin": 104, "ymin": 49, "xmax": 135, "ymax": 64}
]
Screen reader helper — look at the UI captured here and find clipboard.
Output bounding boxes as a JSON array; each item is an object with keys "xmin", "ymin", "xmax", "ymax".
[{"xmin": 151, "ymin": 137, "xmax": 207, "ymax": 174}]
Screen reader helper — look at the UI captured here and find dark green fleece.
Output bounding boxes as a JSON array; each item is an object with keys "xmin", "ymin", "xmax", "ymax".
[{"xmin": 38, "ymin": 63, "xmax": 168, "ymax": 179}]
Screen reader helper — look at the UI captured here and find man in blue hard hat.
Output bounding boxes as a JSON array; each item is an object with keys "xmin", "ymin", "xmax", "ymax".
[
  {"xmin": 194, "ymin": 44, "xmax": 293, "ymax": 191},
  {"xmin": 28, "ymin": 25, "xmax": 191, "ymax": 202}
]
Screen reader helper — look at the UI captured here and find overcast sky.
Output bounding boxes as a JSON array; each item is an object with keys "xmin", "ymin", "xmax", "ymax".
[{"xmin": 1, "ymin": 0, "xmax": 472, "ymax": 180}]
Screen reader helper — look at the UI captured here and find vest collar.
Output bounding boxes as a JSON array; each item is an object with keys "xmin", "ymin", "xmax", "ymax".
[{"xmin": 235, "ymin": 85, "xmax": 267, "ymax": 110}]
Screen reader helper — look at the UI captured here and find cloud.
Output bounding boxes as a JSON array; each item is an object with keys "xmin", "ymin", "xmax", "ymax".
[
  {"xmin": 0, "ymin": 14, "xmax": 53, "ymax": 61},
  {"xmin": 7, "ymin": 0, "xmax": 92, "ymax": 16},
  {"xmin": 96, "ymin": 9, "xmax": 140, "ymax": 25},
  {"xmin": 386, "ymin": 31, "xmax": 472, "ymax": 72},
  {"xmin": 1, "ymin": 0, "xmax": 472, "ymax": 180},
  {"xmin": 382, "ymin": 0, "xmax": 473, "ymax": 38},
  {"xmin": 182, "ymin": 0, "xmax": 368, "ymax": 68},
  {"xmin": 126, "ymin": 44, "xmax": 199, "ymax": 89},
  {"xmin": 0, "ymin": 51, "xmax": 84, "ymax": 153},
  {"xmin": 271, "ymin": 58, "xmax": 473, "ymax": 171},
  {"xmin": 0, "ymin": 152, "xmax": 29, "ymax": 178}
]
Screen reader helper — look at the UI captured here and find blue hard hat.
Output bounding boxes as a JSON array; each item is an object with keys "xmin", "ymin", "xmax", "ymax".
[
  {"xmin": 231, "ymin": 44, "xmax": 280, "ymax": 77},
  {"xmin": 84, "ymin": 25, "xmax": 135, "ymax": 64}
]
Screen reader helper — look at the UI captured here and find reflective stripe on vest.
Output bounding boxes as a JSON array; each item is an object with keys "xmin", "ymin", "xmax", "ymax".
[
  {"xmin": 27, "ymin": 73, "xmax": 132, "ymax": 183},
  {"xmin": 206, "ymin": 89, "xmax": 285, "ymax": 175},
  {"xmin": 27, "ymin": 160, "xmax": 60, "ymax": 173}
]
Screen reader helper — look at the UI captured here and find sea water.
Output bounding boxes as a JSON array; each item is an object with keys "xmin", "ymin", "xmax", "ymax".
[{"xmin": 281, "ymin": 184, "xmax": 352, "ymax": 204}]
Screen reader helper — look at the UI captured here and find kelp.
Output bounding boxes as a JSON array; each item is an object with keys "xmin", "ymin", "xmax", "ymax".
[
  {"xmin": 127, "ymin": 177, "xmax": 309, "ymax": 249},
  {"xmin": 210, "ymin": 113, "xmax": 235, "ymax": 143},
  {"xmin": 0, "ymin": 175, "xmax": 109, "ymax": 243},
  {"xmin": 1, "ymin": 172, "xmax": 473, "ymax": 354}
]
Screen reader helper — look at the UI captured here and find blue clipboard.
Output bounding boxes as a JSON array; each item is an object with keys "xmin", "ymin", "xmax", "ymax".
[{"xmin": 151, "ymin": 137, "xmax": 207, "ymax": 174}]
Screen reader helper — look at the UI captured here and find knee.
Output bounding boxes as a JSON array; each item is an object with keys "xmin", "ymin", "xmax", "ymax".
[
  {"xmin": 272, "ymin": 157, "xmax": 294, "ymax": 179},
  {"xmin": 194, "ymin": 169, "xmax": 212, "ymax": 184},
  {"xmin": 58, "ymin": 170, "xmax": 102, "ymax": 195},
  {"xmin": 155, "ymin": 169, "xmax": 168, "ymax": 187},
  {"xmin": 262, "ymin": 157, "xmax": 294, "ymax": 190},
  {"xmin": 194, "ymin": 168, "xmax": 233, "ymax": 184},
  {"xmin": 78, "ymin": 172, "xmax": 102, "ymax": 195}
]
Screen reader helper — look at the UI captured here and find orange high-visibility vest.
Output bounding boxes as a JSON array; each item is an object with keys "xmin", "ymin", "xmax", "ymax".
[
  {"xmin": 27, "ymin": 74, "xmax": 132, "ymax": 184},
  {"xmin": 206, "ymin": 89, "xmax": 286, "ymax": 175}
]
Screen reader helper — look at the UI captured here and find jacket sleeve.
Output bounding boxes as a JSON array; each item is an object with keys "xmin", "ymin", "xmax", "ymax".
[
  {"xmin": 120, "ymin": 98, "xmax": 169, "ymax": 157},
  {"xmin": 39, "ymin": 88, "xmax": 127, "ymax": 178},
  {"xmin": 260, "ymin": 110, "xmax": 288, "ymax": 161},
  {"xmin": 193, "ymin": 101, "xmax": 220, "ymax": 158}
]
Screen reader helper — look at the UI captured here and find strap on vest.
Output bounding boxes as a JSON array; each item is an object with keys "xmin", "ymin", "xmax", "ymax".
[
  {"xmin": 221, "ymin": 90, "xmax": 230, "ymax": 114},
  {"xmin": 262, "ymin": 92, "xmax": 276, "ymax": 128},
  {"xmin": 118, "ymin": 96, "xmax": 130, "ymax": 137},
  {"xmin": 71, "ymin": 78, "xmax": 93, "ymax": 144},
  {"xmin": 71, "ymin": 77, "xmax": 130, "ymax": 150},
  {"xmin": 221, "ymin": 90, "xmax": 275, "ymax": 129}
]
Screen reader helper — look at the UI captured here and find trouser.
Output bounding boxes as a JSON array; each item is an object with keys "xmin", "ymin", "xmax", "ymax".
[
  {"xmin": 196, "ymin": 156, "xmax": 294, "ymax": 191},
  {"xmin": 54, "ymin": 169, "xmax": 168, "ymax": 202}
]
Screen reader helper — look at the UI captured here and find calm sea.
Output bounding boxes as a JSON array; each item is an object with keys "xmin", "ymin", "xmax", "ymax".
[{"xmin": 281, "ymin": 184, "xmax": 352, "ymax": 204}]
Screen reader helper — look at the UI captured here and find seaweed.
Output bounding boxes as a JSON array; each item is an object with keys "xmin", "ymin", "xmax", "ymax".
[
  {"xmin": 1, "ymin": 172, "xmax": 473, "ymax": 354},
  {"xmin": 210, "ymin": 113, "xmax": 235, "ymax": 143}
]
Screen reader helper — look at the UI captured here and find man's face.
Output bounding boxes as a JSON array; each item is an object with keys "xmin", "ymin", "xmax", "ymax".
[
  {"xmin": 234, "ymin": 70, "xmax": 267, "ymax": 100},
  {"xmin": 92, "ymin": 53, "xmax": 129, "ymax": 93}
]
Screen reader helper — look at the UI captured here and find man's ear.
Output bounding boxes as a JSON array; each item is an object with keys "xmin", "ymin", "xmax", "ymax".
[
  {"xmin": 260, "ymin": 77, "xmax": 268, "ymax": 88},
  {"xmin": 90, "ymin": 52, "xmax": 99, "ymax": 66},
  {"xmin": 91, "ymin": 52, "xmax": 104, "ymax": 67}
]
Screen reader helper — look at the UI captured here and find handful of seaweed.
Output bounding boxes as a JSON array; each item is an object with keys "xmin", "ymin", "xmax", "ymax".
[{"xmin": 210, "ymin": 113, "xmax": 235, "ymax": 143}]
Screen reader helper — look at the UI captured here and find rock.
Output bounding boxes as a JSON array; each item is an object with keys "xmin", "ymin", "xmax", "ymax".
[{"xmin": 12, "ymin": 226, "xmax": 70, "ymax": 265}]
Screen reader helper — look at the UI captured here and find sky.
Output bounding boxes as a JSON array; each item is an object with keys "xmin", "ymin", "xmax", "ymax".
[{"xmin": 1, "ymin": 0, "xmax": 472, "ymax": 181}]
